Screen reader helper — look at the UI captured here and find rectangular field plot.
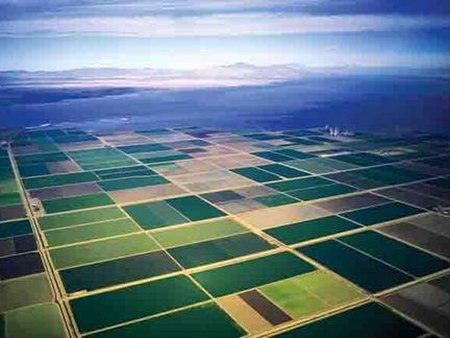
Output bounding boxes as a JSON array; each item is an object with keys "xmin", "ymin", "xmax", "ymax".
[
  {"xmin": 381, "ymin": 274, "xmax": 450, "ymax": 337},
  {"xmin": 87, "ymin": 303, "xmax": 245, "ymax": 338},
  {"xmin": 16, "ymin": 151, "xmax": 68, "ymax": 167},
  {"xmin": 98, "ymin": 175, "xmax": 168, "ymax": 191},
  {"xmin": 286, "ymin": 183, "xmax": 357, "ymax": 201},
  {"xmin": 267, "ymin": 176, "xmax": 333, "ymax": 193},
  {"xmin": 253, "ymin": 193, "xmax": 298, "ymax": 207},
  {"xmin": 69, "ymin": 148, "xmax": 137, "ymax": 170},
  {"xmin": 264, "ymin": 215, "xmax": 361, "ymax": 245},
  {"xmin": 0, "ymin": 219, "xmax": 32, "ymax": 239},
  {"xmin": 286, "ymin": 157, "xmax": 357, "ymax": 174},
  {"xmin": 165, "ymin": 195, "xmax": 226, "ymax": 221},
  {"xmin": 1, "ymin": 303, "xmax": 67, "ymax": 338},
  {"xmin": 259, "ymin": 270, "xmax": 365, "ymax": 319},
  {"xmin": 152, "ymin": 218, "xmax": 248, "ymax": 248},
  {"xmin": 340, "ymin": 202, "xmax": 425, "ymax": 226},
  {"xmin": 324, "ymin": 171, "xmax": 385, "ymax": 189},
  {"xmin": 0, "ymin": 252, "xmax": 45, "ymax": 280},
  {"xmin": 138, "ymin": 151, "xmax": 192, "ymax": 164},
  {"xmin": 38, "ymin": 206, "xmax": 126, "ymax": 231},
  {"xmin": 0, "ymin": 233, "xmax": 37, "ymax": 258},
  {"xmin": 0, "ymin": 192, "xmax": 21, "ymax": 207},
  {"xmin": 44, "ymin": 218, "xmax": 141, "ymax": 247},
  {"xmin": 274, "ymin": 302, "xmax": 425, "ymax": 338},
  {"xmin": 274, "ymin": 148, "xmax": 317, "ymax": 160},
  {"xmin": 123, "ymin": 200, "xmax": 189, "ymax": 230},
  {"xmin": 239, "ymin": 289, "xmax": 292, "ymax": 325},
  {"xmin": 231, "ymin": 167, "xmax": 281, "ymax": 183},
  {"xmin": 168, "ymin": 232, "xmax": 274, "ymax": 268},
  {"xmin": 312, "ymin": 193, "xmax": 390, "ymax": 213},
  {"xmin": 376, "ymin": 186, "xmax": 448, "ymax": 210},
  {"xmin": 298, "ymin": 240, "xmax": 412, "ymax": 293},
  {"xmin": 29, "ymin": 182, "xmax": 103, "ymax": 200},
  {"xmin": 24, "ymin": 172, "xmax": 98, "ymax": 190},
  {"xmin": 192, "ymin": 252, "xmax": 315, "ymax": 297},
  {"xmin": 257, "ymin": 163, "xmax": 310, "ymax": 179},
  {"xmin": 0, "ymin": 273, "xmax": 53, "ymax": 312},
  {"xmin": 60, "ymin": 250, "xmax": 181, "ymax": 293},
  {"xmin": 0, "ymin": 204, "xmax": 27, "ymax": 222},
  {"xmin": 351, "ymin": 165, "xmax": 431, "ymax": 185},
  {"xmin": 94, "ymin": 165, "xmax": 156, "ymax": 180},
  {"xmin": 70, "ymin": 275, "xmax": 209, "ymax": 333},
  {"xmin": 49, "ymin": 233, "xmax": 159, "ymax": 269},
  {"xmin": 330, "ymin": 152, "xmax": 392, "ymax": 167},
  {"xmin": 117, "ymin": 143, "xmax": 170, "ymax": 154},
  {"xmin": 217, "ymin": 294, "xmax": 273, "ymax": 334},
  {"xmin": 42, "ymin": 193, "xmax": 115, "ymax": 214},
  {"xmin": 339, "ymin": 231, "xmax": 449, "ymax": 277},
  {"xmin": 380, "ymin": 216, "xmax": 450, "ymax": 259},
  {"xmin": 252, "ymin": 151, "xmax": 294, "ymax": 162}
]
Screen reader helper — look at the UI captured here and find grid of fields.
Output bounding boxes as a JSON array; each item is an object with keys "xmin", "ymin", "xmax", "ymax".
[{"xmin": 1, "ymin": 126, "xmax": 449, "ymax": 338}]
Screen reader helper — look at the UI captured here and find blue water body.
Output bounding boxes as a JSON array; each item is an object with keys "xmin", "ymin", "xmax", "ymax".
[{"xmin": 1, "ymin": 74, "xmax": 449, "ymax": 134}]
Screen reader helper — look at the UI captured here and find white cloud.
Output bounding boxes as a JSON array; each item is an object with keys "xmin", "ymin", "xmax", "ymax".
[{"xmin": 0, "ymin": 13, "xmax": 448, "ymax": 37}]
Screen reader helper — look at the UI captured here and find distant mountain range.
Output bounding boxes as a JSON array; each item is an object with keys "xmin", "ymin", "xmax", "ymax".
[{"xmin": 1, "ymin": 63, "xmax": 448, "ymax": 89}]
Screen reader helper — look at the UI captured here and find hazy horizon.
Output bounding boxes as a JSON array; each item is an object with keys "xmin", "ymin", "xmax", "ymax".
[{"xmin": 0, "ymin": 1, "xmax": 449, "ymax": 134}]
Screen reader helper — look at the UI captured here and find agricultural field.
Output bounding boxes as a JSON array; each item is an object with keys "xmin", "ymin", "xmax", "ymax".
[{"xmin": 1, "ymin": 126, "xmax": 449, "ymax": 337}]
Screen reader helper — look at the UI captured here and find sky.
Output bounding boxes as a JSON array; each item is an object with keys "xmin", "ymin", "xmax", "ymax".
[{"xmin": 0, "ymin": 0, "xmax": 449, "ymax": 71}]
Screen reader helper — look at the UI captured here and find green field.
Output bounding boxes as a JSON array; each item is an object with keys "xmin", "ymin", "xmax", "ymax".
[
  {"xmin": 340, "ymin": 202, "xmax": 424, "ymax": 226},
  {"xmin": 124, "ymin": 200, "xmax": 189, "ymax": 230},
  {"xmin": 298, "ymin": 240, "xmax": 412, "ymax": 293},
  {"xmin": 1, "ymin": 303, "xmax": 67, "ymax": 338},
  {"xmin": 351, "ymin": 165, "xmax": 430, "ymax": 185},
  {"xmin": 0, "ymin": 273, "xmax": 53, "ymax": 312},
  {"xmin": 192, "ymin": 251, "xmax": 315, "ymax": 297},
  {"xmin": 331, "ymin": 153, "xmax": 391, "ymax": 167},
  {"xmin": 253, "ymin": 193, "xmax": 298, "ymax": 207},
  {"xmin": 44, "ymin": 218, "xmax": 141, "ymax": 247},
  {"xmin": 259, "ymin": 270, "xmax": 365, "ymax": 318},
  {"xmin": 69, "ymin": 148, "xmax": 137, "ymax": 170},
  {"xmin": 87, "ymin": 303, "xmax": 245, "ymax": 338},
  {"xmin": 140, "ymin": 153, "xmax": 192, "ymax": 164},
  {"xmin": 50, "ymin": 233, "xmax": 159, "ymax": 269},
  {"xmin": 70, "ymin": 275, "xmax": 209, "ymax": 333},
  {"xmin": 0, "ymin": 219, "xmax": 32, "ymax": 239},
  {"xmin": 166, "ymin": 196, "xmax": 226, "ymax": 221},
  {"xmin": 287, "ymin": 183, "xmax": 357, "ymax": 201},
  {"xmin": 168, "ymin": 232, "xmax": 274, "ymax": 268},
  {"xmin": 253, "ymin": 151, "xmax": 293, "ymax": 162},
  {"xmin": 43, "ymin": 193, "xmax": 115, "ymax": 214},
  {"xmin": 0, "ymin": 192, "xmax": 22, "ymax": 207},
  {"xmin": 95, "ymin": 166, "xmax": 156, "ymax": 180},
  {"xmin": 265, "ymin": 216, "xmax": 361, "ymax": 245},
  {"xmin": 275, "ymin": 149, "xmax": 316, "ymax": 159},
  {"xmin": 98, "ymin": 175, "xmax": 168, "ymax": 191},
  {"xmin": 257, "ymin": 163, "xmax": 309, "ymax": 178},
  {"xmin": 232, "ymin": 167, "xmax": 281, "ymax": 183},
  {"xmin": 60, "ymin": 251, "xmax": 181, "ymax": 293},
  {"xmin": 24, "ymin": 172, "xmax": 98, "ymax": 190},
  {"xmin": 339, "ymin": 231, "xmax": 449, "ymax": 277},
  {"xmin": 274, "ymin": 302, "xmax": 424, "ymax": 338},
  {"xmin": 267, "ymin": 176, "xmax": 333, "ymax": 192},
  {"xmin": 38, "ymin": 206, "xmax": 126, "ymax": 230},
  {"xmin": 152, "ymin": 218, "xmax": 248, "ymax": 248}
]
